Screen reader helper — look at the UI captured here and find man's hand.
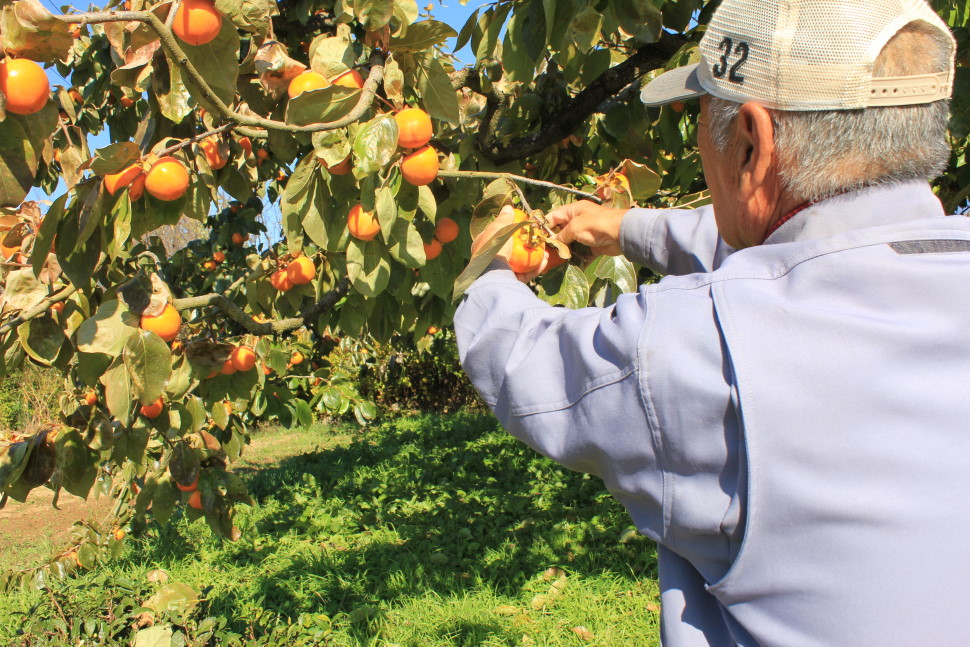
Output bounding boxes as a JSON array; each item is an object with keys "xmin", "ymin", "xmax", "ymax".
[
  {"xmin": 470, "ymin": 206, "xmax": 544, "ymax": 283},
  {"xmin": 546, "ymin": 201, "xmax": 627, "ymax": 258}
]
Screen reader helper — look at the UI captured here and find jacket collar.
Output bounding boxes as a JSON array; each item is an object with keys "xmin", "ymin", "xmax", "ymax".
[{"xmin": 763, "ymin": 181, "xmax": 947, "ymax": 245}]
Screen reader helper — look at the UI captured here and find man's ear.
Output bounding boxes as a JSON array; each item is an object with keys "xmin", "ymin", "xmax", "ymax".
[{"xmin": 735, "ymin": 102, "xmax": 777, "ymax": 200}]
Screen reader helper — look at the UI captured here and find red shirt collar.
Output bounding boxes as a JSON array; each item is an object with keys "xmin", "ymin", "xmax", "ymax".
[{"xmin": 763, "ymin": 201, "xmax": 816, "ymax": 242}]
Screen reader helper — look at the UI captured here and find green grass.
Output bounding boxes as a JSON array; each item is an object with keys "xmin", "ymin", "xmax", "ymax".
[{"xmin": 0, "ymin": 413, "xmax": 661, "ymax": 646}]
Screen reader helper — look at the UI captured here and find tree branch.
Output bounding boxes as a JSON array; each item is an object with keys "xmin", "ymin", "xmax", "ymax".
[
  {"xmin": 0, "ymin": 285, "xmax": 78, "ymax": 335},
  {"xmin": 478, "ymin": 33, "xmax": 689, "ymax": 164},
  {"xmin": 52, "ymin": 11, "xmax": 386, "ymax": 135},
  {"xmin": 172, "ymin": 277, "xmax": 351, "ymax": 335}
]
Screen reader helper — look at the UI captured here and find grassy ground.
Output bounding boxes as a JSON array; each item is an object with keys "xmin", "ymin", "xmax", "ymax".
[{"xmin": 0, "ymin": 413, "xmax": 661, "ymax": 646}]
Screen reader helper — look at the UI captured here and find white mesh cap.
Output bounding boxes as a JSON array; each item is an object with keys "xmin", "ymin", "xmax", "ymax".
[{"xmin": 641, "ymin": 0, "xmax": 956, "ymax": 110}]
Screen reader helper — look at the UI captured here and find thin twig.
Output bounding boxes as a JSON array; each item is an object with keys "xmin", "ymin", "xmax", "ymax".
[
  {"xmin": 437, "ymin": 170, "xmax": 603, "ymax": 204},
  {"xmin": 157, "ymin": 123, "xmax": 234, "ymax": 158}
]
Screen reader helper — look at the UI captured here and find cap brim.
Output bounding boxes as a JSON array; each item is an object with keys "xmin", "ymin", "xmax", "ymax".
[{"xmin": 640, "ymin": 64, "xmax": 706, "ymax": 106}]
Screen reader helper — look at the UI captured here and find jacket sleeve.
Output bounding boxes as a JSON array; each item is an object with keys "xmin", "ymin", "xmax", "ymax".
[
  {"xmin": 454, "ymin": 262, "xmax": 667, "ymax": 542},
  {"xmin": 619, "ymin": 205, "xmax": 736, "ymax": 275},
  {"xmin": 455, "ymin": 262, "xmax": 745, "ymax": 577}
]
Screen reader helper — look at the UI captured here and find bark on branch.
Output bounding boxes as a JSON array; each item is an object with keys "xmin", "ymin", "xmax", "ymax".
[
  {"xmin": 172, "ymin": 277, "xmax": 351, "ymax": 335},
  {"xmin": 478, "ymin": 33, "xmax": 689, "ymax": 164},
  {"xmin": 53, "ymin": 11, "xmax": 386, "ymax": 135}
]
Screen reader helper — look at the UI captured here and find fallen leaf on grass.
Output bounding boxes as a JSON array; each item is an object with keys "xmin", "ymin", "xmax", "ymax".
[
  {"xmin": 571, "ymin": 626, "xmax": 595, "ymax": 641},
  {"xmin": 495, "ymin": 605, "xmax": 519, "ymax": 616}
]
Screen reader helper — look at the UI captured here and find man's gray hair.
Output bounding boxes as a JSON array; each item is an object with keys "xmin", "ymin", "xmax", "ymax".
[{"xmin": 708, "ymin": 21, "xmax": 952, "ymax": 203}]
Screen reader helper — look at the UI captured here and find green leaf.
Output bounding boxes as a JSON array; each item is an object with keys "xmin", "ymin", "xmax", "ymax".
[
  {"xmin": 541, "ymin": 264, "xmax": 590, "ymax": 309},
  {"xmin": 417, "ymin": 185, "xmax": 437, "ymax": 222},
  {"xmin": 309, "ymin": 33, "xmax": 357, "ymax": 80},
  {"xmin": 387, "ymin": 219, "xmax": 426, "ymax": 268},
  {"xmin": 611, "ymin": 0, "xmax": 662, "ymax": 44},
  {"xmin": 346, "ymin": 238, "xmax": 392, "ymax": 298},
  {"xmin": 180, "ymin": 19, "xmax": 241, "ymax": 107},
  {"xmin": 375, "ymin": 185, "xmax": 397, "ymax": 238},
  {"xmin": 286, "ymin": 85, "xmax": 361, "ymax": 127},
  {"xmin": 123, "ymin": 331, "xmax": 173, "ymax": 406},
  {"xmin": 352, "ymin": 114, "xmax": 399, "ymax": 176},
  {"xmin": 416, "ymin": 54, "xmax": 460, "ymax": 126},
  {"xmin": 76, "ymin": 300, "xmax": 139, "ymax": 357},
  {"xmin": 355, "ymin": 0, "xmax": 395, "ymax": 30},
  {"xmin": 54, "ymin": 428, "xmax": 97, "ymax": 498},
  {"xmin": 18, "ymin": 316, "xmax": 65, "ymax": 366},
  {"xmin": 212, "ymin": 399, "xmax": 229, "ymax": 430},
  {"xmin": 292, "ymin": 399, "xmax": 313, "ymax": 428},
  {"xmin": 568, "ymin": 6, "xmax": 603, "ymax": 53},
  {"xmin": 0, "ymin": 116, "xmax": 38, "ymax": 208},
  {"xmin": 452, "ymin": 221, "xmax": 528, "ymax": 302},
  {"xmin": 390, "ymin": 20, "xmax": 457, "ymax": 52},
  {"xmin": 29, "ymin": 194, "xmax": 64, "ymax": 272},
  {"xmin": 88, "ymin": 142, "xmax": 142, "ymax": 176},
  {"xmin": 588, "ymin": 255, "xmax": 638, "ymax": 294},
  {"xmin": 502, "ymin": 0, "xmax": 545, "ymax": 83},
  {"xmin": 155, "ymin": 53, "xmax": 193, "ymax": 125},
  {"xmin": 101, "ymin": 360, "xmax": 133, "ymax": 426},
  {"xmin": 0, "ymin": 440, "xmax": 30, "ymax": 491},
  {"xmin": 185, "ymin": 396, "xmax": 208, "ymax": 433}
]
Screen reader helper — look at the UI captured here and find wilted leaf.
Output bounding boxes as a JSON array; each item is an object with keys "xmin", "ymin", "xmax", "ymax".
[
  {"xmin": 1, "ymin": 268, "xmax": 48, "ymax": 311},
  {"xmin": 0, "ymin": 0, "xmax": 74, "ymax": 63},
  {"xmin": 255, "ymin": 41, "xmax": 307, "ymax": 101},
  {"xmin": 18, "ymin": 316, "xmax": 65, "ymax": 366}
]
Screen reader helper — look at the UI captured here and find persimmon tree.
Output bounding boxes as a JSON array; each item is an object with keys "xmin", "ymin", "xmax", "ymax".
[{"xmin": 0, "ymin": 0, "xmax": 966, "ymax": 586}]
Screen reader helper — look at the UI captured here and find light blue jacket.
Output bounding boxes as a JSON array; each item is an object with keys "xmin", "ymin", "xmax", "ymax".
[{"xmin": 454, "ymin": 181, "xmax": 970, "ymax": 646}]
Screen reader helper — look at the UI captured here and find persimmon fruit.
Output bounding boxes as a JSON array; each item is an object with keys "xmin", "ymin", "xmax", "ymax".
[
  {"xmin": 0, "ymin": 59, "xmax": 49, "ymax": 115},
  {"xmin": 288, "ymin": 71, "xmax": 330, "ymax": 98},
  {"xmin": 220, "ymin": 357, "xmax": 237, "ymax": 375},
  {"xmin": 84, "ymin": 391, "xmax": 98, "ymax": 406},
  {"xmin": 188, "ymin": 490, "xmax": 203, "ymax": 509},
  {"xmin": 395, "ymin": 107, "xmax": 433, "ymax": 149},
  {"xmin": 270, "ymin": 269, "xmax": 294, "ymax": 291},
  {"xmin": 200, "ymin": 138, "xmax": 229, "ymax": 170},
  {"xmin": 324, "ymin": 156, "xmax": 352, "ymax": 175},
  {"xmin": 290, "ymin": 351, "xmax": 304, "ymax": 366},
  {"xmin": 231, "ymin": 232, "xmax": 246, "ymax": 245},
  {"xmin": 332, "ymin": 69, "xmax": 364, "ymax": 89},
  {"xmin": 401, "ymin": 146, "xmax": 438, "ymax": 186},
  {"xmin": 202, "ymin": 260, "xmax": 217, "ymax": 271},
  {"xmin": 424, "ymin": 238, "xmax": 442, "ymax": 260},
  {"xmin": 140, "ymin": 303, "xmax": 181, "ymax": 342},
  {"xmin": 230, "ymin": 346, "xmax": 257, "ymax": 372},
  {"xmin": 347, "ymin": 204, "xmax": 380, "ymax": 241},
  {"xmin": 103, "ymin": 165, "xmax": 144, "ymax": 197},
  {"xmin": 434, "ymin": 217, "xmax": 459, "ymax": 244},
  {"xmin": 508, "ymin": 208, "xmax": 545, "ymax": 275},
  {"xmin": 145, "ymin": 157, "xmax": 189, "ymax": 201},
  {"xmin": 140, "ymin": 398, "xmax": 164, "ymax": 419},
  {"xmin": 172, "ymin": 0, "xmax": 223, "ymax": 46},
  {"xmin": 287, "ymin": 255, "xmax": 315, "ymax": 285},
  {"xmin": 177, "ymin": 474, "xmax": 199, "ymax": 492},
  {"xmin": 213, "ymin": 251, "xmax": 225, "ymax": 263}
]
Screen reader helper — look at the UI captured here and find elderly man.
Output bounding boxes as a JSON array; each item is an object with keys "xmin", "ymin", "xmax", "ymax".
[{"xmin": 455, "ymin": 0, "xmax": 970, "ymax": 645}]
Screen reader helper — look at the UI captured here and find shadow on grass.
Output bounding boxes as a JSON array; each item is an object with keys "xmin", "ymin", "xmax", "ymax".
[{"xmin": 142, "ymin": 412, "xmax": 658, "ymax": 637}]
